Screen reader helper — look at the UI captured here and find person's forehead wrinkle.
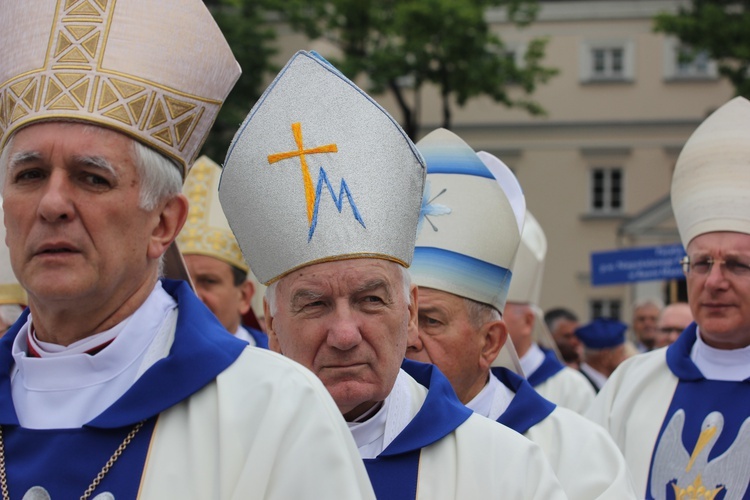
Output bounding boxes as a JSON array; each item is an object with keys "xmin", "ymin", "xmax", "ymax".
[{"xmin": 355, "ymin": 277, "xmax": 392, "ymax": 302}]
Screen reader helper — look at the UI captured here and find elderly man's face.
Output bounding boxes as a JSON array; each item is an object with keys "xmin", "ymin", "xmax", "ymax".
[
  {"xmin": 686, "ymin": 231, "xmax": 750, "ymax": 349},
  {"xmin": 266, "ymin": 258, "xmax": 417, "ymax": 420},
  {"xmin": 407, "ymin": 287, "xmax": 501, "ymax": 404},
  {"xmin": 3, "ymin": 123, "xmax": 165, "ymax": 313}
]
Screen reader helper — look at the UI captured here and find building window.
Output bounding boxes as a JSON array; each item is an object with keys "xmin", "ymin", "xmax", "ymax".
[
  {"xmin": 592, "ymin": 47, "xmax": 623, "ymax": 79},
  {"xmin": 580, "ymin": 40, "xmax": 634, "ymax": 83},
  {"xmin": 676, "ymin": 49, "xmax": 710, "ymax": 77},
  {"xmin": 590, "ymin": 299, "xmax": 621, "ymax": 321},
  {"xmin": 663, "ymin": 39, "xmax": 718, "ymax": 80},
  {"xmin": 590, "ymin": 167, "xmax": 623, "ymax": 213}
]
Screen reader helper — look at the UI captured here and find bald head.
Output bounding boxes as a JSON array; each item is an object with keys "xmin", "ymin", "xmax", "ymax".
[{"xmin": 655, "ymin": 302, "xmax": 693, "ymax": 348}]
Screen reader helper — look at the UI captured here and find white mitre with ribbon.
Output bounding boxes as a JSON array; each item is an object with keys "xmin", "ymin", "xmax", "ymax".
[
  {"xmin": 411, "ymin": 140, "xmax": 525, "ymax": 374},
  {"xmin": 0, "ymin": 197, "xmax": 26, "ymax": 306},
  {"xmin": 475, "ymin": 151, "xmax": 529, "ymax": 372},
  {"xmin": 410, "ymin": 131, "xmax": 524, "ymax": 314},
  {"xmin": 500, "ymin": 206, "xmax": 562, "ymax": 360},
  {"xmin": 0, "ymin": 0, "xmax": 240, "ymax": 176},
  {"xmin": 505, "ymin": 209, "xmax": 545, "ymax": 306},
  {"xmin": 177, "ymin": 156, "xmax": 249, "ymax": 273},
  {"xmin": 219, "ymin": 51, "xmax": 426, "ymax": 284},
  {"xmin": 672, "ymin": 96, "xmax": 750, "ymax": 246}
]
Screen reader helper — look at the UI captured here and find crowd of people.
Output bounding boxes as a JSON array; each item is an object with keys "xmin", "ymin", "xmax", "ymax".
[{"xmin": 0, "ymin": 1, "xmax": 746, "ymax": 498}]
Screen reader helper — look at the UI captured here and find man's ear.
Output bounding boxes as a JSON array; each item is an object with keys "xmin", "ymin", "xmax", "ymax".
[
  {"xmin": 263, "ymin": 297, "xmax": 282, "ymax": 354},
  {"xmin": 148, "ymin": 193, "xmax": 189, "ymax": 260},
  {"xmin": 237, "ymin": 280, "xmax": 254, "ymax": 316},
  {"xmin": 480, "ymin": 319, "xmax": 507, "ymax": 371},
  {"xmin": 406, "ymin": 284, "xmax": 419, "ymax": 350}
]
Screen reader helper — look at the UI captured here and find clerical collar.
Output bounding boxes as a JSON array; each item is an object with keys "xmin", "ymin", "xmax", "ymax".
[
  {"xmin": 27, "ymin": 323, "xmax": 120, "ymax": 358},
  {"xmin": 350, "ymin": 401, "xmax": 384, "ymax": 423},
  {"xmin": 691, "ymin": 327, "xmax": 750, "ymax": 381},
  {"xmin": 465, "ymin": 371, "xmax": 514, "ymax": 421},
  {"xmin": 519, "ymin": 342, "xmax": 545, "ymax": 379},
  {"xmin": 348, "ymin": 369, "xmax": 414, "ymax": 459},
  {"xmin": 10, "ymin": 281, "xmax": 177, "ymax": 429}
]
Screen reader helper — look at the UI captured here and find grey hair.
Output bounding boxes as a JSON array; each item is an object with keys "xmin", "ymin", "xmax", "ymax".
[
  {"xmin": 265, "ymin": 261, "xmax": 413, "ymax": 317},
  {"xmin": 463, "ymin": 297, "xmax": 502, "ymax": 329},
  {"xmin": 130, "ymin": 141, "xmax": 182, "ymax": 277},
  {"xmin": 131, "ymin": 140, "xmax": 182, "ymax": 211},
  {"xmin": 0, "ymin": 137, "xmax": 15, "ymax": 188},
  {"xmin": 633, "ymin": 298, "xmax": 664, "ymax": 312}
]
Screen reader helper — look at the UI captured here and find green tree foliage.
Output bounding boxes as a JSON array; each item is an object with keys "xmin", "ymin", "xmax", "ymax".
[
  {"xmin": 654, "ymin": 1, "xmax": 750, "ymax": 97},
  {"xmin": 281, "ymin": 0, "xmax": 557, "ymax": 139},
  {"xmin": 202, "ymin": 0, "xmax": 280, "ymax": 161}
]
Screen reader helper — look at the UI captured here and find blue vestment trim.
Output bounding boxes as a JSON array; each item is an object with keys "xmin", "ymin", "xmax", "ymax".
[
  {"xmin": 526, "ymin": 347, "xmax": 565, "ymax": 387},
  {"xmin": 246, "ymin": 325, "xmax": 269, "ymax": 349},
  {"xmin": 380, "ymin": 359, "xmax": 472, "ymax": 456},
  {"xmin": 492, "ymin": 367, "xmax": 556, "ymax": 435},
  {"xmin": 0, "ymin": 279, "xmax": 246, "ymax": 497},
  {"xmin": 364, "ymin": 359, "xmax": 471, "ymax": 499},
  {"xmin": 364, "ymin": 450, "xmax": 420, "ymax": 500},
  {"xmin": 647, "ymin": 322, "xmax": 750, "ymax": 499}
]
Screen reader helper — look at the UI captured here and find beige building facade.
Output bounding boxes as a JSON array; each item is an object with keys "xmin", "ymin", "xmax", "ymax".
[{"xmin": 271, "ymin": 0, "xmax": 733, "ymax": 323}]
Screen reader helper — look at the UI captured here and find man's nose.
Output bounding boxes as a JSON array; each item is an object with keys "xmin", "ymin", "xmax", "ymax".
[
  {"xmin": 407, "ymin": 325, "xmax": 424, "ymax": 352},
  {"xmin": 38, "ymin": 172, "xmax": 74, "ymax": 222},
  {"xmin": 327, "ymin": 305, "xmax": 362, "ymax": 351},
  {"xmin": 704, "ymin": 260, "xmax": 731, "ymax": 290}
]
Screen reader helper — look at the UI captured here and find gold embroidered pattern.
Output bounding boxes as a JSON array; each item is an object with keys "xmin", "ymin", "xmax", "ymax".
[
  {"xmin": 0, "ymin": 0, "xmax": 219, "ymax": 170},
  {"xmin": 178, "ymin": 159, "xmax": 246, "ymax": 270},
  {"xmin": 267, "ymin": 122, "xmax": 339, "ymax": 225}
]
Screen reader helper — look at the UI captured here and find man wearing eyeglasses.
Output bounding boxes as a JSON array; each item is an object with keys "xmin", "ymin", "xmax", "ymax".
[
  {"xmin": 653, "ymin": 302, "xmax": 692, "ymax": 349},
  {"xmin": 587, "ymin": 97, "xmax": 750, "ymax": 499}
]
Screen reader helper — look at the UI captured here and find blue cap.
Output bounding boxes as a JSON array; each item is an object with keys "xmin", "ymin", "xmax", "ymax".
[{"xmin": 575, "ymin": 318, "xmax": 627, "ymax": 349}]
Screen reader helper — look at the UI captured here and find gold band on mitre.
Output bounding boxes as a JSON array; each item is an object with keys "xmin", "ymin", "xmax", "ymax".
[
  {"xmin": 0, "ymin": 284, "xmax": 26, "ymax": 307},
  {"xmin": 0, "ymin": 0, "xmax": 240, "ymax": 176},
  {"xmin": 177, "ymin": 156, "xmax": 248, "ymax": 273}
]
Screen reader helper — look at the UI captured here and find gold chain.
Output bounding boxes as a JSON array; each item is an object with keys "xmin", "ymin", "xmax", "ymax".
[{"xmin": 0, "ymin": 421, "xmax": 145, "ymax": 500}]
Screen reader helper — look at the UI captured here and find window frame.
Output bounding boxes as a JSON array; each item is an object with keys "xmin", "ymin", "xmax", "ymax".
[
  {"xmin": 589, "ymin": 166, "xmax": 624, "ymax": 215},
  {"xmin": 580, "ymin": 39, "xmax": 634, "ymax": 83}
]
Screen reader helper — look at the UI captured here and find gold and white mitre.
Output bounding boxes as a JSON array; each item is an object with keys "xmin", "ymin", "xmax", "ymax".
[
  {"xmin": 410, "ymin": 131, "xmax": 525, "ymax": 314},
  {"xmin": 219, "ymin": 51, "xmax": 426, "ymax": 284},
  {"xmin": 672, "ymin": 96, "xmax": 750, "ymax": 246},
  {"xmin": 0, "ymin": 197, "xmax": 26, "ymax": 306},
  {"xmin": 0, "ymin": 0, "xmax": 240, "ymax": 174},
  {"xmin": 177, "ymin": 156, "xmax": 248, "ymax": 273}
]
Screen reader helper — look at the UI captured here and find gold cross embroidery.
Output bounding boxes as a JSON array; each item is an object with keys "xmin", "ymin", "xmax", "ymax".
[{"xmin": 268, "ymin": 122, "xmax": 338, "ymax": 224}]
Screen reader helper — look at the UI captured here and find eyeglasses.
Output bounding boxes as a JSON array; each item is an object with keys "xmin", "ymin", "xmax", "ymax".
[
  {"xmin": 680, "ymin": 256, "xmax": 750, "ymax": 277},
  {"xmin": 659, "ymin": 326, "xmax": 683, "ymax": 335}
]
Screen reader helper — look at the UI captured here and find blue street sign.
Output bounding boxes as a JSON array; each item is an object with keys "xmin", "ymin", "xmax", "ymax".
[{"xmin": 591, "ymin": 243, "xmax": 685, "ymax": 286}]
